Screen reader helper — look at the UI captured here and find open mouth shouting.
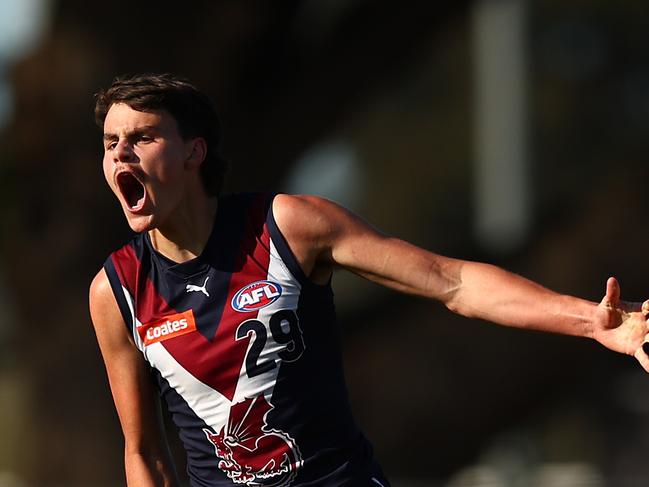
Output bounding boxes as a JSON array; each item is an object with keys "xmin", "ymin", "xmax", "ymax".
[{"xmin": 116, "ymin": 171, "xmax": 147, "ymax": 213}]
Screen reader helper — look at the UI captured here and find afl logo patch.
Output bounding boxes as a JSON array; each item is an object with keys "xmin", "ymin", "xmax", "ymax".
[{"xmin": 231, "ymin": 280, "xmax": 282, "ymax": 312}]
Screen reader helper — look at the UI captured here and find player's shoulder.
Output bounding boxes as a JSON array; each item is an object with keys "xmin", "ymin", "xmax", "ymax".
[
  {"xmin": 88, "ymin": 267, "xmax": 129, "ymax": 336},
  {"xmin": 272, "ymin": 194, "xmax": 340, "ymax": 236},
  {"xmin": 271, "ymin": 194, "xmax": 369, "ymax": 264},
  {"xmin": 272, "ymin": 193, "xmax": 342, "ymax": 222},
  {"xmin": 274, "ymin": 193, "xmax": 366, "ymax": 231},
  {"xmin": 89, "ymin": 268, "xmax": 112, "ymax": 307}
]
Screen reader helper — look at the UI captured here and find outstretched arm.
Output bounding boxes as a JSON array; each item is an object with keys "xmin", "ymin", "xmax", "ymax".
[
  {"xmin": 89, "ymin": 270, "xmax": 179, "ymax": 487},
  {"xmin": 272, "ymin": 194, "xmax": 649, "ymax": 370}
]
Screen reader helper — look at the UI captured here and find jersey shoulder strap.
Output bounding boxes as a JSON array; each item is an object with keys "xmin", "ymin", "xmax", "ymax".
[{"xmin": 103, "ymin": 234, "xmax": 146, "ymax": 333}]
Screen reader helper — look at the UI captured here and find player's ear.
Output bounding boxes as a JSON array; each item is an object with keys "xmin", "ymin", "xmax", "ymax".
[{"xmin": 185, "ymin": 137, "xmax": 207, "ymax": 169}]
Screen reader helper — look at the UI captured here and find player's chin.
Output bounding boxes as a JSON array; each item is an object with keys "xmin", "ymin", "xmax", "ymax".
[{"xmin": 123, "ymin": 211, "xmax": 157, "ymax": 233}]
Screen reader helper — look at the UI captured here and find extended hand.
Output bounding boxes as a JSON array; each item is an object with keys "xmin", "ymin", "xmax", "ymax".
[{"xmin": 595, "ymin": 277, "xmax": 649, "ymax": 372}]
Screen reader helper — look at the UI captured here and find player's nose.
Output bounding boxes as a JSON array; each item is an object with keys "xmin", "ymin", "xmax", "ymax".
[{"xmin": 113, "ymin": 139, "xmax": 136, "ymax": 164}]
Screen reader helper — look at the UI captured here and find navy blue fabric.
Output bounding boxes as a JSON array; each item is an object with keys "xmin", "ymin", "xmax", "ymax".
[{"xmin": 103, "ymin": 193, "xmax": 391, "ymax": 487}]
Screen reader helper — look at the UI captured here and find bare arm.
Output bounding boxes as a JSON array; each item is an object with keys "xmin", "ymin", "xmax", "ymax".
[
  {"xmin": 273, "ymin": 194, "xmax": 649, "ymax": 370},
  {"xmin": 89, "ymin": 270, "xmax": 179, "ymax": 487}
]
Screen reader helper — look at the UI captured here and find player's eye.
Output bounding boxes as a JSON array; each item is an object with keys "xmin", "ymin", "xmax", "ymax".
[{"xmin": 136, "ymin": 134, "xmax": 153, "ymax": 144}]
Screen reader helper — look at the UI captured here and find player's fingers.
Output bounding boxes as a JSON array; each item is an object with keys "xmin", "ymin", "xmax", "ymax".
[
  {"xmin": 635, "ymin": 344, "xmax": 649, "ymax": 373},
  {"xmin": 643, "ymin": 341, "xmax": 649, "ymax": 356},
  {"xmin": 602, "ymin": 277, "xmax": 620, "ymax": 308},
  {"xmin": 642, "ymin": 300, "xmax": 649, "ymax": 319}
]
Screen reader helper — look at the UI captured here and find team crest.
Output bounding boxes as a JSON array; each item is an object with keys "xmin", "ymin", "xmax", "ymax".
[
  {"xmin": 204, "ymin": 395, "xmax": 302, "ymax": 486},
  {"xmin": 232, "ymin": 281, "xmax": 282, "ymax": 312}
]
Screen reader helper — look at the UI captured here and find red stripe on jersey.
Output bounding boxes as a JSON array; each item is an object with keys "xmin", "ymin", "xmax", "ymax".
[
  {"xmin": 110, "ymin": 243, "xmax": 139, "ymax": 296},
  {"xmin": 163, "ymin": 195, "xmax": 272, "ymax": 401}
]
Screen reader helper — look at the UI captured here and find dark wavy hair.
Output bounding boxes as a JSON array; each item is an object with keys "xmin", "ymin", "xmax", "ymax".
[{"xmin": 95, "ymin": 73, "xmax": 228, "ymax": 196}]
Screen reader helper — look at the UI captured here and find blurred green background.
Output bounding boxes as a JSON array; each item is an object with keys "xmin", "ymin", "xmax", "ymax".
[{"xmin": 1, "ymin": 1, "xmax": 649, "ymax": 486}]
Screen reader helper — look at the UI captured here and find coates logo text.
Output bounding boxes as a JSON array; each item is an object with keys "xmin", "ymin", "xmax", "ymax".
[
  {"xmin": 231, "ymin": 281, "xmax": 282, "ymax": 312},
  {"xmin": 138, "ymin": 310, "xmax": 197, "ymax": 346}
]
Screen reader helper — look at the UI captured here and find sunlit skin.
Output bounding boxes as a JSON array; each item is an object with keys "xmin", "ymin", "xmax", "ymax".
[
  {"xmin": 102, "ymin": 103, "xmax": 215, "ymax": 262},
  {"xmin": 101, "ymin": 103, "xmax": 649, "ymax": 368},
  {"xmin": 93, "ymin": 90, "xmax": 649, "ymax": 487}
]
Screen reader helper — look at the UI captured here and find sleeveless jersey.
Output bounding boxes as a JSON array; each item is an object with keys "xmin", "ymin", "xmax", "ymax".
[{"xmin": 103, "ymin": 193, "xmax": 390, "ymax": 487}]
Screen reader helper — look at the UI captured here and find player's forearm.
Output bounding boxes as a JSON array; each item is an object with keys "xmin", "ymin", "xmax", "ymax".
[
  {"xmin": 445, "ymin": 261, "xmax": 599, "ymax": 338},
  {"xmin": 125, "ymin": 448, "xmax": 179, "ymax": 487}
]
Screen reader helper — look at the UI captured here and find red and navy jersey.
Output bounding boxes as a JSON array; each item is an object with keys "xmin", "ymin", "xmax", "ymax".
[{"xmin": 103, "ymin": 193, "xmax": 390, "ymax": 487}]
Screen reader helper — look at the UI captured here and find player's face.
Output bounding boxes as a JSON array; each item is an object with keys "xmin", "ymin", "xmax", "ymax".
[{"xmin": 102, "ymin": 103, "xmax": 195, "ymax": 233}]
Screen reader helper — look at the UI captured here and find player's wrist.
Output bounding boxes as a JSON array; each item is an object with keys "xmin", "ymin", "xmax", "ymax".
[{"xmin": 586, "ymin": 301, "xmax": 609, "ymax": 341}]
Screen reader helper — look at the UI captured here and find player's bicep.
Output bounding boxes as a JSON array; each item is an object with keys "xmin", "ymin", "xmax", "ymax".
[
  {"xmin": 89, "ymin": 270, "xmax": 164, "ymax": 452},
  {"xmin": 333, "ymin": 224, "xmax": 462, "ymax": 300},
  {"xmin": 283, "ymin": 195, "xmax": 462, "ymax": 301}
]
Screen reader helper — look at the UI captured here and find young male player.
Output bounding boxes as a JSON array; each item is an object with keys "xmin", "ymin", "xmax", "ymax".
[{"xmin": 89, "ymin": 73, "xmax": 649, "ymax": 487}]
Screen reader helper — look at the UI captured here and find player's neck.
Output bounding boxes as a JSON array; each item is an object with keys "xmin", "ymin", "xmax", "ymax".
[{"xmin": 148, "ymin": 192, "xmax": 219, "ymax": 264}]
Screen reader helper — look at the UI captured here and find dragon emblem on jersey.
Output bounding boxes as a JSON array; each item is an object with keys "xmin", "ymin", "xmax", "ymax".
[{"xmin": 204, "ymin": 395, "xmax": 302, "ymax": 486}]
